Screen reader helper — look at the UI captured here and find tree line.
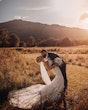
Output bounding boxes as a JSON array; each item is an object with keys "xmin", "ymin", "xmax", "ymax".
[
  {"xmin": 1, "ymin": 28, "xmax": 86, "ymax": 47},
  {"xmin": 0, "ymin": 29, "xmax": 36, "ymax": 47}
]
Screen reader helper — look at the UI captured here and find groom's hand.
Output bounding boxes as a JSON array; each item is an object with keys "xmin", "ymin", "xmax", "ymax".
[
  {"xmin": 52, "ymin": 63, "xmax": 58, "ymax": 67},
  {"xmin": 51, "ymin": 64, "xmax": 56, "ymax": 68},
  {"xmin": 54, "ymin": 63, "xmax": 59, "ymax": 66}
]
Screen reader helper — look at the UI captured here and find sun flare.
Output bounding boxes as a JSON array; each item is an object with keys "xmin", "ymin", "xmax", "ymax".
[
  {"xmin": 80, "ymin": 18, "xmax": 88, "ymax": 29},
  {"xmin": 81, "ymin": 18, "xmax": 88, "ymax": 29}
]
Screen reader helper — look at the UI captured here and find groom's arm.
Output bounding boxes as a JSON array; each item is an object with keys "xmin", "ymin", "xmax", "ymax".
[{"xmin": 54, "ymin": 57, "xmax": 63, "ymax": 66}]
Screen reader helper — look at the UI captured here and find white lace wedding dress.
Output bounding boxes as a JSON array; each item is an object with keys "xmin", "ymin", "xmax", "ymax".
[{"xmin": 8, "ymin": 58, "xmax": 64, "ymax": 109}]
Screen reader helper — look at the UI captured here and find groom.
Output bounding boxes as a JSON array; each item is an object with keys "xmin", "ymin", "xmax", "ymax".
[{"xmin": 40, "ymin": 49, "xmax": 68, "ymax": 91}]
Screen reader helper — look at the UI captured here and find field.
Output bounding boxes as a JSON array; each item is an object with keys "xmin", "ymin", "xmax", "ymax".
[{"xmin": 0, "ymin": 46, "xmax": 88, "ymax": 110}]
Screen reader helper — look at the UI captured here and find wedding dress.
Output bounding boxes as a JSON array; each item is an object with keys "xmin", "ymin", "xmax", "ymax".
[{"xmin": 8, "ymin": 58, "xmax": 64, "ymax": 109}]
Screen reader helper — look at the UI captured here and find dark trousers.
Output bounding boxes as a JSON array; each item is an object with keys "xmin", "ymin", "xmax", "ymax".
[{"xmin": 59, "ymin": 63, "xmax": 68, "ymax": 91}]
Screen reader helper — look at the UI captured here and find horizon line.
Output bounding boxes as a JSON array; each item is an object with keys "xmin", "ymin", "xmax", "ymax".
[{"xmin": 0, "ymin": 19, "xmax": 88, "ymax": 30}]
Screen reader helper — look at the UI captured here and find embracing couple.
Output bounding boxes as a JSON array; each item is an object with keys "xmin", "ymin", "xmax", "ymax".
[{"xmin": 8, "ymin": 49, "xmax": 68, "ymax": 109}]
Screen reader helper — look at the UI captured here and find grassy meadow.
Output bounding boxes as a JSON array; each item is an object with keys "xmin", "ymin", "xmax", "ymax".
[{"xmin": 0, "ymin": 46, "xmax": 88, "ymax": 110}]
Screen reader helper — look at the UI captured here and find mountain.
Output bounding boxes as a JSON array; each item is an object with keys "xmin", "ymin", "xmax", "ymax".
[{"xmin": 0, "ymin": 19, "xmax": 88, "ymax": 46}]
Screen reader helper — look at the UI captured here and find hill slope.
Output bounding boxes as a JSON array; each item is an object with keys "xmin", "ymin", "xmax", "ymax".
[{"xmin": 0, "ymin": 20, "xmax": 88, "ymax": 46}]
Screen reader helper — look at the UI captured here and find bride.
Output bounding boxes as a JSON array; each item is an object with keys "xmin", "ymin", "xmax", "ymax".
[{"xmin": 8, "ymin": 55, "xmax": 65, "ymax": 109}]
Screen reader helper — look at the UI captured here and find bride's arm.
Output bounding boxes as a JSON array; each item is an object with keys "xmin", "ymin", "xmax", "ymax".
[{"xmin": 42, "ymin": 60, "xmax": 55, "ymax": 70}]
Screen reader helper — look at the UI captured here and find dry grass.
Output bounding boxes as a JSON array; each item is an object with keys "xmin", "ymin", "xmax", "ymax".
[
  {"xmin": 0, "ymin": 46, "xmax": 88, "ymax": 110},
  {"xmin": 15, "ymin": 45, "xmax": 88, "ymax": 67}
]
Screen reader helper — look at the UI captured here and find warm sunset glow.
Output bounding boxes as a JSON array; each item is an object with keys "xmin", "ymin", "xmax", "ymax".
[
  {"xmin": 0, "ymin": 0, "xmax": 88, "ymax": 29},
  {"xmin": 81, "ymin": 18, "xmax": 88, "ymax": 29},
  {"xmin": 83, "ymin": 18, "xmax": 88, "ymax": 24}
]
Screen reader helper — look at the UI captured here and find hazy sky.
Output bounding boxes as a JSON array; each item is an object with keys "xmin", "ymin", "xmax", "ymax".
[{"xmin": 0, "ymin": 0, "xmax": 88, "ymax": 29}]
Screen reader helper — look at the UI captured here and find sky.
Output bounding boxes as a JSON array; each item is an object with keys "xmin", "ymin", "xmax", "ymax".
[{"xmin": 0, "ymin": 0, "xmax": 88, "ymax": 29}]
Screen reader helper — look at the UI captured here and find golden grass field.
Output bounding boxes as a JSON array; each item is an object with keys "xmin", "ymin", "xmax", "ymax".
[{"xmin": 0, "ymin": 46, "xmax": 88, "ymax": 110}]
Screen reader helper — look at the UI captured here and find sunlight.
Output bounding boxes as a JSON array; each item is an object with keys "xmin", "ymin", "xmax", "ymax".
[
  {"xmin": 81, "ymin": 18, "xmax": 88, "ymax": 29},
  {"xmin": 83, "ymin": 18, "xmax": 88, "ymax": 24},
  {"xmin": 83, "ymin": 18, "xmax": 88, "ymax": 29}
]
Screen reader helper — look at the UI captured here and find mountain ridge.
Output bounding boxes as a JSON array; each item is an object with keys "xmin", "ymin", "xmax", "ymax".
[{"xmin": 0, "ymin": 19, "xmax": 88, "ymax": 46}]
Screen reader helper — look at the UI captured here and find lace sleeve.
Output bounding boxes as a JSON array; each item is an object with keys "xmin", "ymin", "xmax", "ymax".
[{"xmin": 54, "ymin": 57, "xmax": 63, "ymax": 66}]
